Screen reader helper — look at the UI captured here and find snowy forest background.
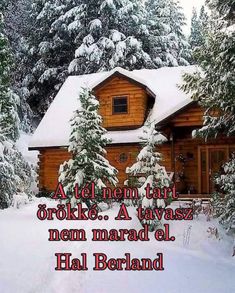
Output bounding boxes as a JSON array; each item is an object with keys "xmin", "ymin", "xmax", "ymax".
[{"xmin": 0, "ymin": 0, "xmax": 234, "ymax": 236}]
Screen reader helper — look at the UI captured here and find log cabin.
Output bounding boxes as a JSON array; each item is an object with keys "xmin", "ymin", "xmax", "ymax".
[{"xmin": 29, "ymin": 66, "xmax": 235, "ymax": 199}]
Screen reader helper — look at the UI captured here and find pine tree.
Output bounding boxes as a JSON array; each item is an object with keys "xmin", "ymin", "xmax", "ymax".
[
  {"xmin": 22, "ymin": 0, "xmax": 192, "ymax": 118},
  {"xmin": 68, "ymin": 0, "xmax": 153, "ymax": 74},
  {"xmin": 21, "ymin": 0, "xmax": 154, "ymax": 118},
  {"xmin": 189, "ymin": 8, "xmax": 201, "ymax": 49},
  {"xmin": 189, "ymin": 6, "xmax": 208, "ymax": 52},
  {"xmin": 0, "ymin": 12, "xmax": 33, "ymax": 209},
  {"xmin": 0, "ymin": 13, "xmax": 19, "ymax": 141},
  {"xmin": 20, "ymin": 0, "xmax": 77, "ymax": 117},
  {"xmin": 181, "ymin": 2, "xmax": 235, "ymax": 138},
  {"xmin": 145, "ymin": 0, "xmax": 191, "ymax": 67},
  {"xmin": 4, "ymin": 0, "xmax": 32, "ymax": 54},
  {"xmin": 199, "ymin": 5, "xmax": 209, "ymax": 31},
  {"xmin": 4, "ymin": 0, "xmax": 36, "ymax": 131},
  {"xmin": 208, "ymin": 0, "xmax": 235, "ymax": 24},
  {"xmin": 59, "ymin": 88, "xmax": 118, "ymax": 206},
  {"xmin": 182, "ymin": 1, "xmax": 235, "ymax": 234},
  {"xmin": 168, "ymin": 0, "xmax": 191, "ymax": 65},
  {"xmin": 126, "ymin": 121, "xmax": 170, "ymax": 230}
]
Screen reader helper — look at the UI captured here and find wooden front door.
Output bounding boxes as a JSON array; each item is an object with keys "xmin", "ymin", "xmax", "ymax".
[{"xmin": 199, "ymin": 146, "xmax": 229, "ymax": 194}]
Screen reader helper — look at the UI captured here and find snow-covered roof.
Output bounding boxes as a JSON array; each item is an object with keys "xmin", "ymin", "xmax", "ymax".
[
  {"xmin": 91, "ymin": 66, "xmax": 156, "ymax": 97},
  {"xmin": 105, "ymin": 127, "xmax": 166, "ymax": 144},
  {"xmin": 154, "ymin": 99, "xmax": 195, "ymax": 126},
  {"xmin": 29, "ymin": 66, "xmax": 197, "ymax": 149}
]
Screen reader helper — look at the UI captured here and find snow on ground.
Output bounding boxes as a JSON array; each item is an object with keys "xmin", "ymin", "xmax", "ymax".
[{"xmin": 0, "ymin": 199, "xmax": 234, "ymax": 293}]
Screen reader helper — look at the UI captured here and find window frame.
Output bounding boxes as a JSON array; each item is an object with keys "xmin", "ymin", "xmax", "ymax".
[{"xmin": 112, "ymin": 95, "xmax": 129, "ymax": 115}]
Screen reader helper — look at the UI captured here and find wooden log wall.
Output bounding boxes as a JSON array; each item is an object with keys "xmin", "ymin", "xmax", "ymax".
[
  {"xmin": 95, "ymin": 76, "xmax": 148, "ymax": 129},
  {"xmin": 159, "ymin": 136, "xmax": 235, "ymax": 194},
  {"xmin": 170, "ymin": 104, "xmax": 204, "ymax": 127},
  {"xmin": 38, "ymin": 148, "xmax": 71, "ymax": 191},
  {"xmin": 38, "ymin": 145, "xmax": 141, "ymax": 192},
  {"xmin": 36, "ymin": 98, "xmax": 235, "ymax": 195},
  {"xmin": 37, "ymin": 136, "xmax": 235, "ymax": 194}
]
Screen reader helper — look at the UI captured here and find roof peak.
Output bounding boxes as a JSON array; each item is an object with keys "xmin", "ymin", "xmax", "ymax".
[{"xmin": 90, "ymin": 66, "xmax": 156, "ymax": 98}]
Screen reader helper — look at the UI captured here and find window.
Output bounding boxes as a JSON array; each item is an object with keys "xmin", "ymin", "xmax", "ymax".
[
  {"xmin": 119, "ymin": 153, "xmax": 128, "ymax": 163},
  {"xmin": 112, "ymin": 96, "xmax": 128, "ymax": 114}
]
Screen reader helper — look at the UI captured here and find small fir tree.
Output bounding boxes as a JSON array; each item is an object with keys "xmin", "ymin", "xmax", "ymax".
[
  {"xmin": 126, "ymin": 121, "xmax": 171, "ymax": 230},
  {"xmin": 59, "ymin": 88, "xmax": 118, "ymax": 206}
]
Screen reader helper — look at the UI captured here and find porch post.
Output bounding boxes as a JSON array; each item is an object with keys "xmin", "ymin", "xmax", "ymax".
[{"xmin": 170, "ymin": 130, "xmax": 175, "ymax": 185}]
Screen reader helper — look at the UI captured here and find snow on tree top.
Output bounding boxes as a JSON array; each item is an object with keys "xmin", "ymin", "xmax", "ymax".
[
  {"xmin": 224, "ymin": 24, "xmax": 235, "ymax": 35},
  {"xmin": 29, "ymin": 66, "xmax": 197, "ymax": 149}
]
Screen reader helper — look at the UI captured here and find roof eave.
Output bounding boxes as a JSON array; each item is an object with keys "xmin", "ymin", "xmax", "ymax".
[{"xmin": 156, "ymin": 100, "xmax": 196, "ymax": 129}]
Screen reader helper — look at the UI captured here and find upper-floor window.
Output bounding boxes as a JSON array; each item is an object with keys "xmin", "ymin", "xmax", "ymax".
[{"xmin": 112, "ymin": 96, "xmax": 128, "ymax": 114}]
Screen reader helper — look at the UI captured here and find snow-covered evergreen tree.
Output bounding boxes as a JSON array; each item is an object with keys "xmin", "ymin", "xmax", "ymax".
[
  {"xmin": 189, "ymin": 6, "xmax": 208, "ymax": 52},
  {"xmin": 20, "ymin": 0, "xmax": 192, "ymax": 118},
  {"xmin": 4, "ymin": 0, "xmax": 33, "ymax": 60},
  {"xmin": 181, "ymin": 2, "xmax": 235, "ymax": 138},
  {"xmin": 167, "ymin": 0, "xmax": 191, "ymax": 65},
  {"xmin": 126, "ymin": 121, "xmax": 170, "ymax": 229},
  {"xmin": 144, "ymin": 0, "xmax": 191, "ymax": 67},
  {"xmin": 208, "ymin": 0, "xmax": 235, "ymax": 24},
  {"xmin": 189, "ymin": 8, "xmax": 201, "ymax": 49},
  {"xmin": 199, "ymin": 5, "xmax": 209, "ymax": 29},
  {"xmin": 59, "ymin": 88, "xmax": 118, "ymax": 206},
  {"xmin": 21, "ymin": 0, "xmax": 154, "ymax": 117},
  {"xmin": 0, "ymin": 12, "xmax": 33, "ymax": 209},
  {"xmin": 182, "ymin": 1, "xmax": 235, "ymax": 235},
  {"xmin": 19, "ymin": 0, "xmax": 77, "ymax": 118},
  {"xmin": 68, "ymin": 0, "xmax": 153, "ymax": 74},
  {"xmin": 3, "ymin": 0, "xmax": 34, "ymax": 131},
  {"xmin": 0, "ymin": 14, "xmax": 19, "ymax": 141},
  {"xmin": 213, "ymin": 155, "xmax": 235, "ymax": 234}
]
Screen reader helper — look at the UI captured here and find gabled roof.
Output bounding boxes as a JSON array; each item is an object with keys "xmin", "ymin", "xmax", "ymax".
[
  {"xmin": 92, "ymin": 67, "xmax": 156, "ymax": 98},
  {"xmin": 29, "ymin": 66, "xmax": 198, "ymax": 149}
]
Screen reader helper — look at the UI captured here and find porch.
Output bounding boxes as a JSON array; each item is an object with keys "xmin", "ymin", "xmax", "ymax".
[{"xmin": 158, "ymin": 127, "xmax": 235, "ymax": 198}]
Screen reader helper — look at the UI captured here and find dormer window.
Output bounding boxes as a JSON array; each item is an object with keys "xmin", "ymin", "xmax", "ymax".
[{"xmin": 112, "ymin": 96, "xmax": 128, "ymax": 114}]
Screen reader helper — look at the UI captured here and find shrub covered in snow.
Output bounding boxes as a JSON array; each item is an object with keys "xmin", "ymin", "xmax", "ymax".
[
  {"xmin": 12, "ymin": 192, "xmax": 30, "ymax": 209},
  {"xmin": 0, "ymin": 139, "xmax": 33, "ymax": 209}
]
